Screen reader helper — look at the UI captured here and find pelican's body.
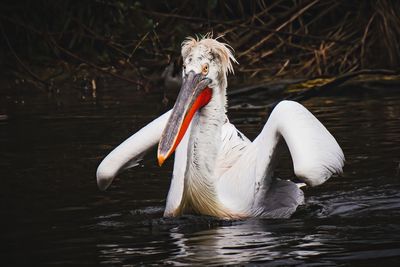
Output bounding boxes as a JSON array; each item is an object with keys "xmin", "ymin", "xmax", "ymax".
[{"xmin": 97, "ymin": 36, "xmax": 344, "ymax": 219}]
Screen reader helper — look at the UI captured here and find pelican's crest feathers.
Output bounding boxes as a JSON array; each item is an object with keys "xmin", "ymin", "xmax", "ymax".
[{"xmin": 181, "ymin": 34, "xmax": 238, "ymax": 77}]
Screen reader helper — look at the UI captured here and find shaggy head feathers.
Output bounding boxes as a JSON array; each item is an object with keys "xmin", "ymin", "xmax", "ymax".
[{"xmin": 181, "ymin": 34, "xmax": 238, "ymax": 78}]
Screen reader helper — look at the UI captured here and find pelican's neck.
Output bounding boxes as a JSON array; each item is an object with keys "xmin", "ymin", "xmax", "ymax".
[
  {"xmin": 188, "ymin": 87, "xmax": 226, "ymax": 178},
  {"xmin": 178, "ymin": 85, "xmax": 231, "ymax": 217}
]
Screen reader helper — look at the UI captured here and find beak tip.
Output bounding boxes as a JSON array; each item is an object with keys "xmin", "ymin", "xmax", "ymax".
[{"xmin": 158, "ymin": 154, "xmax": 165, "ymax": 167}]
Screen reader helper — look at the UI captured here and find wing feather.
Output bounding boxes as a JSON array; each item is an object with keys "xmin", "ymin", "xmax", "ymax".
[
  {"xmin": 217, "ymin": 100, "xmax": 344, "ymax": 215},
  {"xmin": 272, "ymin": 101, "xmax": 345, "ymax": 186},
  {"xmin": 96, "ymin": 110, "xmax": 171, "ymax": 190},
  {"xmin": 215, "ymin": 120, "xmax": 251, "ymax": 177}
]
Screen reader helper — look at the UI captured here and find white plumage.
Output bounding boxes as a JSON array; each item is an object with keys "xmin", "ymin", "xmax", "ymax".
[
  {"xmin": 96, "ymin": 110, "xmax": 171, "ymax": 191},
  {"xmin": 96, "ymin": 36, "xmax": 344, "ymax": 219}
]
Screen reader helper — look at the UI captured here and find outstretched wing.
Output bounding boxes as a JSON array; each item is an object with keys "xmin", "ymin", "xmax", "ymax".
[
  {"xmin": 96, "ymin": 108, "xmax": 191, "ymax": 216},
  {"xmin": 217, "ymin": 100, "xmax": 344, "ymax": 215},
  {"xmin": 270, "ymin": 101, "xmax": 345, "ymax": 186},
  {"xmin": 96, "ymin": 110, "xmax": 171, "ymax": 190}
]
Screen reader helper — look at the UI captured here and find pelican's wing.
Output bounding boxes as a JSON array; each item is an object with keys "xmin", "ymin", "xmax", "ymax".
[
  {"xmin": 96, "ymin": 110, "xmax": 171, "ymax": 190},
  {"xmin": 268, "ymin": 100, "xmax": 345, "ymax": 186},
  {"xmin": 217, "ymin": 100, "xmax": 344, "ymax": 214}
]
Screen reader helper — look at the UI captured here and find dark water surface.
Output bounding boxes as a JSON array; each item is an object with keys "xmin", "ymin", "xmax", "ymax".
[{"xmin": 1, "ymin": 83, "xmax": 400, "ymax": 266}]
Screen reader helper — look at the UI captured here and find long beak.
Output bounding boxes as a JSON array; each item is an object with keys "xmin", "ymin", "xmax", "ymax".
[{"xmin": 158, "ymin": 71, "xmax": 212, "ymax": 166}]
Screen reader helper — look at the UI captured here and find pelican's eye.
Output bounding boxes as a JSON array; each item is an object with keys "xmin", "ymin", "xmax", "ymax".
[{"xmin": 202, "ymin": 63, "xmax": 209, "ymax": 75}]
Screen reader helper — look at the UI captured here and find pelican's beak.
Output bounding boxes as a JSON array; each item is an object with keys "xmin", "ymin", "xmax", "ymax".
[{"xmin": 158, "ymin": 71, "xmax": 212, "ymax": 166}]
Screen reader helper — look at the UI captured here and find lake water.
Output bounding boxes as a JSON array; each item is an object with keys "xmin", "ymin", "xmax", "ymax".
[{"xmin": 1, "ymin": 80, "xmax": 400, "ymax": 266}]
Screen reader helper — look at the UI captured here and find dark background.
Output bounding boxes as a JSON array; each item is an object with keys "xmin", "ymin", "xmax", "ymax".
[
  {"xmin": 1, "ymin": 2, "xmax": 400, "ymax": 266},
  {"xmin": 0, "ymin": 0, "xmax": 399, "ymax": 93}
]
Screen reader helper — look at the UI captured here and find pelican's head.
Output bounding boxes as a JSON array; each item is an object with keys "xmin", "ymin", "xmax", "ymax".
[{"xmin": 158, "ymin": 35, "xmax": 237, "ymax": 166}]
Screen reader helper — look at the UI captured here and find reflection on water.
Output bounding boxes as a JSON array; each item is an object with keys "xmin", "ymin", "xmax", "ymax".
[{"xmin": 1, "ymin": 83, "xmax": 400, "ymax": 265}]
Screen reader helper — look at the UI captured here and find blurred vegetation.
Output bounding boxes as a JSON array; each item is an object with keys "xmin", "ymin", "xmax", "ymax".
[{"xmin": 0, "ymin": 0, "xmax": 399, "ymax": 91}]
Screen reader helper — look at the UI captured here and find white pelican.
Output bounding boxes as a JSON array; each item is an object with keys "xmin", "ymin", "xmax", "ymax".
[{"xmin": 96, "ymin": 36, "xmax": 344, "ymax": 219}]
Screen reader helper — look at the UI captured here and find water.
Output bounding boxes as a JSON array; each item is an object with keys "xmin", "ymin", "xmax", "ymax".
[{"xmin": 1, "ymin": 81, "xmax": 400, "ymax": 266}]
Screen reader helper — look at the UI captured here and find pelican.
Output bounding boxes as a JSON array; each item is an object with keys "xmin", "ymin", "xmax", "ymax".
[{"xmin": 96, "ymin": 36, "xmax": 344, "ymax": 219}]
